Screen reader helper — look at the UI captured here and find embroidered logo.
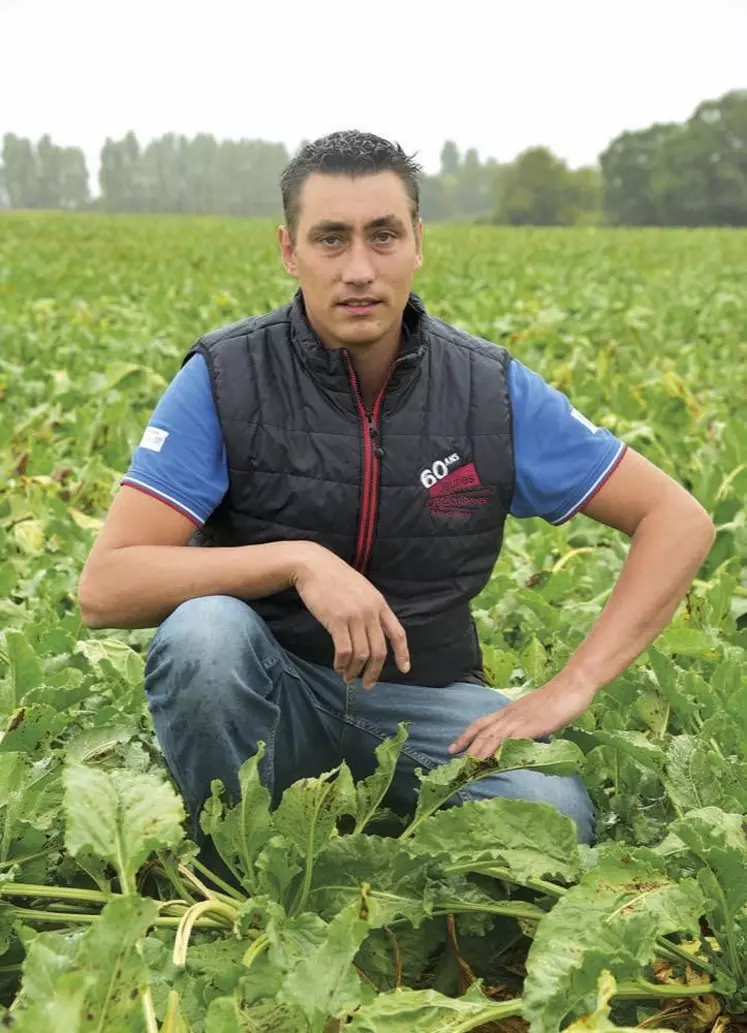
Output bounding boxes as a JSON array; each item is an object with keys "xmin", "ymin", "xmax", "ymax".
[{"xmin": 421, "ymin": 455, "xmax": 492, "ymax": 520}]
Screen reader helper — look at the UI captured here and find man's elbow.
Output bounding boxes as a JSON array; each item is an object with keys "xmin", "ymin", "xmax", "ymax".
[
  {"xmin": 640, "ymin": 493, "xmax": 716, "ymax": 561},
  {"xmin": 77, "ymin": 569, "xmax": 109, "ymax": 630},
  {"xmin": 688, "ymin": 498, "xmax": 717, "ymax": 546},
  {"xmin": 673, "ymin": 496, "xmax": 717, "ymax": 558}
]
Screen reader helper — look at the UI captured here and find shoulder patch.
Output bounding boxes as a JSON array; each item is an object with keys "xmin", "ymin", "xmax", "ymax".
[{"xmin": 139, "ymin": 426, "xmax": 169, "ymax": 453}]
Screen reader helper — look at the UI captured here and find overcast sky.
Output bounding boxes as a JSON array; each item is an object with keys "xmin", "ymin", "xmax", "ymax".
[{"xmin": 2, "ymin": 0, "xmax": 746, "ymax": 189}]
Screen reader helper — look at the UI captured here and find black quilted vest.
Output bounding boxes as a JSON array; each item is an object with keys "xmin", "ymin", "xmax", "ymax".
[{"xmin": 183, "ymin": 289, "xmax": 515, "ymax": 688}]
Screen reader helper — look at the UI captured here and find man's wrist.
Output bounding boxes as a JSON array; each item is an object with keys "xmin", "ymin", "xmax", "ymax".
[
  {"xmin": 280, "ymin": 539, "xmax": 323, "ymax": 589},
  {"xmin": 551, "ymin": 662, "xmax": 600, "ymax": 702}
]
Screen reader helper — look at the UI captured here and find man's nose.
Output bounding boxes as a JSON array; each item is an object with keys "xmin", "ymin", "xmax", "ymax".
[{"xmin": 342, "ymin": 240, "xmax": 375, "ymax": 284}]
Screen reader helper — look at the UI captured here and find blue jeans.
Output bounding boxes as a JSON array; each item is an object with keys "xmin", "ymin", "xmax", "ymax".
[{"xmin": 144, "ymin": 595, "xmax": 594, "ymax": 846}]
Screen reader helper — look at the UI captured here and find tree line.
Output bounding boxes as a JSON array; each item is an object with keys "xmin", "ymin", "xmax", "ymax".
[{"xmin": 1, "ymin": 90, "xmax": 745, "ymax": 226}]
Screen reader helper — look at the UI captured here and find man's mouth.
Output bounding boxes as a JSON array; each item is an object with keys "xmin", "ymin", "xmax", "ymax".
[{"xmin": 338, "ymin": 298, "xmax": 381, "ymax": 314}]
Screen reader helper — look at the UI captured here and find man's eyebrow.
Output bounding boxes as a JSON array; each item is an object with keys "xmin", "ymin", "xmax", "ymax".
[
  {"xmin": 309, "ymin": 220, "xmax": 350, "ymax": 235},
  {"xmin": 308, "ymin": 215, "xmax": 407, "ymax": 235},
  {"xmin": 367, "ymin": 215, "xmax": 407, "ymax": 230}
]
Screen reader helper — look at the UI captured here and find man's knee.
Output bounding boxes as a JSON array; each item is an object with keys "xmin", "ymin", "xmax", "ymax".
[
  {"xmin": 465, "ymin": 769, "xmax": 595, "ymax": 845},
  {"xmin": 143, "ymin": 595, "xmax": 277, "ymax": 702}
]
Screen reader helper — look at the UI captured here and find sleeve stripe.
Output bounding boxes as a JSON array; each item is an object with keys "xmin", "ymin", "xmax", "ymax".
[
  {"xmin": 550, "ymin": 442, "xmax": 628, "ymax": 525},
  {"xmin": 120, "ymin": 478, "xmax": 204, "ymax": 527}
]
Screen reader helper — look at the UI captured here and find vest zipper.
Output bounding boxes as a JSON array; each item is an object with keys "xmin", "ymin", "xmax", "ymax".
[{"xmin": 344, "ymin": 354, "xmax": 397, "ymax": 574}]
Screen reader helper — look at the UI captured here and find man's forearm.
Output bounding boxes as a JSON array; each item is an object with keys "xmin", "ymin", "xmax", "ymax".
[
  {"xmin": 78, "ymin": 540, "xmax": 312, "ymax": 630},
  {"xmin": 561, "ymin": 501, "xmax": 716, "ymax": 697}
]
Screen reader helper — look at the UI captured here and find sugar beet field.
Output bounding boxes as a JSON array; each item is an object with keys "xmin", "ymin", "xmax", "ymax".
[{"xmin": 0, "ymin": 212, "xmax": 745, "ymax": 1032}]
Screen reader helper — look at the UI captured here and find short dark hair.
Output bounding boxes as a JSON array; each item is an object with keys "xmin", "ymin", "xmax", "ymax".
[{"xmin": 280, "ymin": 130, "xmax": 422, "ymax": 242}]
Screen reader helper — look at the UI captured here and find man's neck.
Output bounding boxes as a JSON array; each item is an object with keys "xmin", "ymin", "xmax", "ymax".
[
  {"xmin": 347, "ymin": 330, "xmax": 403, "ymax": 410},
  {"xmin": 305, "ymin": 304, "xmax": 405, "ymax": 411}
]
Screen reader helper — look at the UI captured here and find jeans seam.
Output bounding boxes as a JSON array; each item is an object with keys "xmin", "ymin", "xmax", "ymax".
[{"xmin": 342, "ymin": 713, "xmax": 440, "ymax": 773}]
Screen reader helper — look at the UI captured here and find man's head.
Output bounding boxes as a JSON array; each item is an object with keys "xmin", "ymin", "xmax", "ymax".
[{"xmin": 278, "ymin": 130, "xmax": 424, "ymax": 352}]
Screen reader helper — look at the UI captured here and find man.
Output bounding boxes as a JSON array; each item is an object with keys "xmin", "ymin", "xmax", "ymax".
[{"xmin": 78, "ymin": 130, "xmax": 715, "ymax": 849}]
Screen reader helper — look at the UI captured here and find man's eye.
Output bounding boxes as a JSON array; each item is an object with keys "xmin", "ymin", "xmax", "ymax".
[
  {"xmin": 375, "ymin": 231, "xmax": 396, "ymax": 243},
  {"xmin": 320, "ymin": 235, "xmax": 342, "ymax": 246}
]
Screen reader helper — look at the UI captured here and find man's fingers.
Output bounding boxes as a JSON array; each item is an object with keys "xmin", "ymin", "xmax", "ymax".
[
  {"xmin": 381, "ymin": 607, "xmax": 410, "ymax": 674},
  {"xmin": 468, "ymin": 730, "xmax": 504, "ymax": 759},
  {"xmin": 332, "ymin": 622, "xmax": 353, "ymax": 679},
  {"xmin": 361, "ymin": 619, "xmax": 388, "ymax": 690},
  {"xmin": 449, "ymin": 712, "xmax": 498, "ymax": 754},
  {"xmin": 343, "ymin": 617, "xmax": 370, "ymax": 684}
]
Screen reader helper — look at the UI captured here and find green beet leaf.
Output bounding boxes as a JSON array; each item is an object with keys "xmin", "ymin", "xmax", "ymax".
[
  {"xmin": 309, "ymin": 834, "xmax": 431, "ymax": 927},
  {"xmin": 423, "ymin": 873, "xmax": 547, "ymax": 928},
  {"xmin": 3, "ymin": 629, "xmax": 44, "ymax": 707},
  {"xmin": 563, "ymin": 971, "xmax": 679, "ymax": 1032},
  {"xmin": 665, "ymin": 735, "xmax": 744, "ymax": 814},
  {"xmin": 204, "ymin": 995, "xmax": 243, "ymax": 1033},
  {"xmin": 254, "ymin": 834, "xmax": 304, "ymax": 905},
  {"xmin": 403, "ymin": 795, "xmax": 580, "ymax": 885},
  {"xmin": 522, "ymin": 847, "xmax": 705, "ymax": 1033},
  {"xmin": 346, "ymin": 981, "xmax": 522, "ymax": 1032},
  {"xmin": 11, "ymin": 970, "xmax": 89, "ymax": 1033},
  {"xmin": 12, "ymin": 895, "xmax": 158, "ymax": 1033},
  {"xmin": 670, "ymin": 806, "xmax": 746, "ymax": 984},
  {"xmin": 273, "ymin": 763, "xmax": 356, "ymax": 857},
  {"xmin": 63, "ymin": 763, "xmax": 184, "ymax": 894},
  {"xmin": 273, "ymin": 762, "xmax": 359, "ymax": 914},
  {"xmin": 199, "ymin": 743, "xmax": 273, "ymax": 894},
  {"xmin": 0, "ymin": 753, "xmax": 60, "ymax": 868},
  {"xmin": 350, "ymin": 722, "xmax": 409, "ymax": 833},
  {"xmin": 659, "ymin": 627, "xmax": 719, "ymax": 658},
  {"xmin": 406, "ymin": 738, "xmax": 584, "ymax": 834},
  {"xmin": 73, "ymin": 637, "xmax": 145, "ymax": 687},
  {"xmin": 588, "ymin": 729, "xmax": 667, "ymax": 773},
  {"xmin": 0, "ymin": 703, "xmax": 68, "ymax": 758},
  {"xmin": 278, "ymin": 890, "xmax": 376, "ymax": 1031},
  {"xmin": 163, "ymin": 989, "xmax": 193, "ymax": 1033}
]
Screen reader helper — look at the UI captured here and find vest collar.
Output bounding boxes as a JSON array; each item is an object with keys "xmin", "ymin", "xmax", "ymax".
[{"xmin": 288, "ymin": 288, "xmax": 429, "ymax": 395}]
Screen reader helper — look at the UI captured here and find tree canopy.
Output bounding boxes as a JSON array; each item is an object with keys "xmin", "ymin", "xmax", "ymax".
[{"xmin": 1, "ymin": 90, "xmax": 745, "ymax": 225}]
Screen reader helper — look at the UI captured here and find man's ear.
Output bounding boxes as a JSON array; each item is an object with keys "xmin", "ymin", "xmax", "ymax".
[
  {"xmin": 277, "ymin": 225, "xmax": 298, "ymax": 278},
  {"xmin": 414, "ymin": 217, "xmax": 424, "ymax": 269}
]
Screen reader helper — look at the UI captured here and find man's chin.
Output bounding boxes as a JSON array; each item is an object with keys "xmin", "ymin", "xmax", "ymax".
[{"xmin": 335, "ymin": 318, "xmax": 388, "ymax": 346}]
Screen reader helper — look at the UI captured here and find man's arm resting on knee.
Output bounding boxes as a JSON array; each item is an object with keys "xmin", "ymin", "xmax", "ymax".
[{"xmin": 77, "ymin": 486, "xmax": 311, "ymax": 630}]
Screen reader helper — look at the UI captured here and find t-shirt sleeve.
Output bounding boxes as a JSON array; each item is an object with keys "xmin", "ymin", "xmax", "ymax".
[
  {"xmin": 120, "ymin": 353, "xmax": 228, "ymax": 527},
  {"xmin": 508, "ymin": 358, "xmax": 627, "ymax": 524}
]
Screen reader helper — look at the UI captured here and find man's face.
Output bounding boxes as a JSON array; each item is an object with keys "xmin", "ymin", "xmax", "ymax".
[{"xmin": 278, "ymin": 171, "xmax": 423, "ymax": 350}]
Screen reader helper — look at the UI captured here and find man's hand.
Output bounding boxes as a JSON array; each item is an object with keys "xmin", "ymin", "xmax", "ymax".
[
  {"xmin": 291, "ymin": 543, "xmax": 410, "ymax": 690},
  {"xmin": 448, "ymin": 674, "xmax": 595, "ymax": 760}
]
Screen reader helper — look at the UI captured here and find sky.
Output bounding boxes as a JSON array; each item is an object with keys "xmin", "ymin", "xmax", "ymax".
[{"xmin": 2, "ymin": 0, "xmax": 746, "ymax": 192}]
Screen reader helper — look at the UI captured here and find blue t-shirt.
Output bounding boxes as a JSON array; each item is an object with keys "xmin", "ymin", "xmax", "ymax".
[{"xmin": 121, "ymin": 353, "xmax": 626, "ymax": 528}]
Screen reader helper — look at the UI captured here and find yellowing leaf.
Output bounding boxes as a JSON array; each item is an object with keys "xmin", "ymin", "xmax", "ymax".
[
  {"xmin": 12, "ymin": 519, "xmax": 45, "ymax": 554},
  {"xmin": 69, "ymin": 508, "xmax": 103, "ymax": 531}
]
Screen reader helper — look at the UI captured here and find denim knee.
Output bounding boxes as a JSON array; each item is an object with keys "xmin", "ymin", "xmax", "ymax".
[
  {"xmin": 144, "ymin": 595, "xmax": 276, "ymax": 701},
  {"xmin": 150, "ymin": 593, "xmax": 260, "ymax": 656}
]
